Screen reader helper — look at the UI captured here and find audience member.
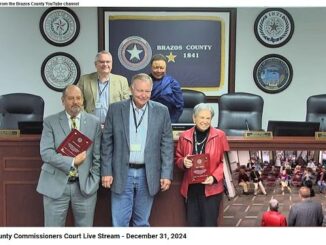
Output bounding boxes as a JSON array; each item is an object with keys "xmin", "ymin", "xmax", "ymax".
[
  {"xmin": 36, "ymin": 85, "xmax": 101, "ymax": 226},
  {"xmin": 261, "ymin": 199, "xmax": 287, "ymax": 226},
  {"xmin": 78, "ymin": 50, "xmax": 130, "ymax": 124},
  {"xmin": 250, "ymin": 167, "xmax": 267, "ymax": 196},
  {"xmin": 283, "ymin": 158, "xmax": 292, "ymax": 170},
  {"xmin": 149, "ymin": 54, "xmax": 184, "ymax": 123},
  {"xmin": 101, "ymin": 73, "xmax": 173, "ymax": 227},
  {"xmin": 317, "ymin": 167, "xmax": 326, "ymax": 193},
  {"xmin": 247, "ymin": 158, "xmax": 262, "ymax": 173},
  {"xmin": 307, "ymin": 159, "xmax": 317, "ymax": 172},
  {"xmin": 293, "ymin": 165, "xmax": 301, "ymax": 175},
  {"xmin": 296, "ymin": 156, "xmax": 306, "ymax": 167},
  {"xmin": 302, "ymin": 167, "xmax": 315, "ymax": 197},
  {"xmin": 275, "ymin": 153, "xmax": 282, "ymax": 168},
  {"xmin": 279, "ymin": 169, "xmax": 292, "ymax": 195},
  {"xmin": 238, "ymin": 166, "xmax": 250, "ymax": 195},
  {"xmin": 322, "ymin": 156, "xmax": 326, "ymax": 168},
  {"xmin": 246, "ymin": 160, "xmax": 254, "ymax": 170},
  {"xmin": 175, "ymin": 103, "xmax": 229, "ymax": 226},
  {"xmin": 288, "ymin": 186, "xmax": 324, "ymax": 226}
]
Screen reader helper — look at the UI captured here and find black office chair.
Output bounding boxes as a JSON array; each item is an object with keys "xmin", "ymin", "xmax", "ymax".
[
  {"xmin": 177, "ymin": 89, "xmax": 206, "ymax": 123},
  {"xmin": 218, "ymin": 92, "xmax": 264, "ymax": 136},
  {"xmin": 306, "ymin": 94, "xmax": 326, "ymax": 130},
  {"xmin": 0, "ymin": 93, "xmax": 44, "ymax": 129}
]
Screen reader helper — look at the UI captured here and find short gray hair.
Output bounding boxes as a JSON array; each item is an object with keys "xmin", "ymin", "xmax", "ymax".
[
  {"xmin": 95, "ymin": 50, "xmax": 112, "ymax": 63},
  {"xmin": 269, "ymin": 199, "xmax": 279, "ymax": 211},
  {"xmin": 130, "ymin": 73, "xmax": 153, "ymax": 88},
  {"xmin": 193, "ymin": 103, "xmax": 214, "ymax": 118}
]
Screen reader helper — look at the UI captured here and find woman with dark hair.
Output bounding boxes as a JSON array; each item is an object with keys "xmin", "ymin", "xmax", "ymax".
[{"xmin": 149, "ymin": 54, "xmax": 184, "ymax": 123}]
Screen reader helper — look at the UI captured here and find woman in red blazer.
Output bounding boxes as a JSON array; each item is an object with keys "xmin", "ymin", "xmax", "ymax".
[{"xmin": 175, "ymin": 103, "xmax": 229, "ymax": 226}]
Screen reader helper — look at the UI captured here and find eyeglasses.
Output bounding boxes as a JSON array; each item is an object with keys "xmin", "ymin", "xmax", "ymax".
[{"xmin": 98, "ymin": 60, "xmax": 111, "ymax": 64}]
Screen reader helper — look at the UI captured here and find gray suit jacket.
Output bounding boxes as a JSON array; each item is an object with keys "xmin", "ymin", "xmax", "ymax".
[
  {"xmin": 288, "ymin": 199, "xmax": 324, "ymax": 226},
  {"xmin": 101, "ymin": 99, "xmax": 173, "ymax": 196},
  {"xmin": 37, "ymin": 111, "xmax": 101, "ymax": 199},
  {"xmin": 78, "ymin": 72, "xmax": 130, "ymax": 113}
]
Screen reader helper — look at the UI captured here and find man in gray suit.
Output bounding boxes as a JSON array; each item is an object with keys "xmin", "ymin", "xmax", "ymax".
[
  {"xmin": 288, "ymin": 186, "xmax": 324, "ymax": 226},
  {"xmin": 101, "ymin": 73, "xmax": 173, "ymax": 227},
  {"xmin": 37, "ymin": 85, "xmax": 101, "ymax": 226}
]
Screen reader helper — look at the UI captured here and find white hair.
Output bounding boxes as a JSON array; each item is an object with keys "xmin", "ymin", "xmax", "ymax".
[{"xmin": 193, "ymin": 103, "xmax": 214, "ymax": 118}]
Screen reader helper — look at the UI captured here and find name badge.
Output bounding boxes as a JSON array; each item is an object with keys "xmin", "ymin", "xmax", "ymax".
[{"xmin": 130, "ymin": 144, "xmax": 141, "ymax": 152}]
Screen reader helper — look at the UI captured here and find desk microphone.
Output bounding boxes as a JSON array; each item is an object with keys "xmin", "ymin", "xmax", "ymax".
[
  {"xmin": 245, "ymin": 119, "xmax": 250, "ymax": 131},
  {"xmin": 0, "ymin": 113, "xmax": 4, "ymax": 128},
  {"xmin": 321, "ymin": 117, "xmax": 325, "ymax": 132}
]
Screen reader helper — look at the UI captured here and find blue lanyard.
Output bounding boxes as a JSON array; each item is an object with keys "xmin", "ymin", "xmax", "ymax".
[{"xmin": 98, "ymin": 81, "xmax": 109, "ymax": 97}]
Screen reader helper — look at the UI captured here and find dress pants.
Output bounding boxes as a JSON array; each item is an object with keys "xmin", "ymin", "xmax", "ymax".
[
  {"xmin": 43, "ymin": 181, "xmax": 97, "ymax": 226},
  {"xmin": 253, "ymin": 181, "xmax": 266, "ymax": 195},
  {"xmin": 239, "ymin": 181, "xmax": 250, "ymax": 192},
  {"xmin": 186, "ymin": 184, "xmax": 223, "ymax": 226}
]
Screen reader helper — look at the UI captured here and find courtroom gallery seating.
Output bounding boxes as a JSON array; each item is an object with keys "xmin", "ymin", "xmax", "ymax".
[
  {"xmin": 218, "ymin": 92, "xmax": 264, "ymax": 136},
  {"xmin": 0, "ymin": 93, "xmax": 44, "ymax": 129}
]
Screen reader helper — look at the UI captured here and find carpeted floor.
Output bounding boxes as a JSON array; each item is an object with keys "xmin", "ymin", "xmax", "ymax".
[{"xmin": 222, "ymin": 185, "xmax": 326, "ymax": 226}]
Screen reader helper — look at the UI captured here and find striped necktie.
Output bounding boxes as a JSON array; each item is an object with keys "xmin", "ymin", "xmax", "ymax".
[
  {"xmin": 70, "ymin": 117, "xmax": 77, "ymax": 130},
  {"xmin": 69, "ymin": 116, "xmax": 78, "ymax": 180}
]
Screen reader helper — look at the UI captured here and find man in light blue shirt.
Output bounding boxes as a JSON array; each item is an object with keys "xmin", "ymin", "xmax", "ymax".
[{"xmin": 101, "ymin": 73, "xmax": 173, "ymax": 227}]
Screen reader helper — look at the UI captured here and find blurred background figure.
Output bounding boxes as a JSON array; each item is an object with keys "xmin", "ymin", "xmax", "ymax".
[
  {"xmin": 317, "ymin": 167, "xmax": 326, "ymax": 193},
  {"xmin": 301, "ymin": 167, "xmax": 315, "ymax": 197},
  {"xmin": 288, "ymin": 186, "xmax": 323, "ymax": 226},
  {"xmin": 238, "ymin": 166, "xmax": 250, "ymax": 195},
  {"xmin": 279, "ymin": 169, "xmax": 292, "ymax": 195},
  {"xmin": 261, "ymin": 199, "xmax": 287, "ymax": 226},
  {"xmin": 250, "ymin": 167, "xmax": 267, "ymax": 196}
]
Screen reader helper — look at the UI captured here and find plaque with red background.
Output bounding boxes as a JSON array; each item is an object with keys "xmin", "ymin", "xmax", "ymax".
[
  {"xmin": 188, "ymin": 153, "xmax": 210, "ymax": 184},
  {"xmin": 57, "ymin": 129, "xmax": 93, "ymax": 157}
]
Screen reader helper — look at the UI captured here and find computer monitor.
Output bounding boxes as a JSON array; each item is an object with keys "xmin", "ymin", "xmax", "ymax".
[
  {"xmin": 267, "ymin": 120, "xmax": 320, "ymax": 136},
  {"xmin": 18, "ymin": 121, "xmax": 43, "ymax": 134}
]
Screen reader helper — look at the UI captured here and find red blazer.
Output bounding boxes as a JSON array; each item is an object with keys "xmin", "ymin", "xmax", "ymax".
[
  {"xmin": 175, "ymin": 127, "xmax": 229, "ymax": 198},
  {"xmin": 261, "ymin": 211, "xmax": 287, "ymax": 226}
]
